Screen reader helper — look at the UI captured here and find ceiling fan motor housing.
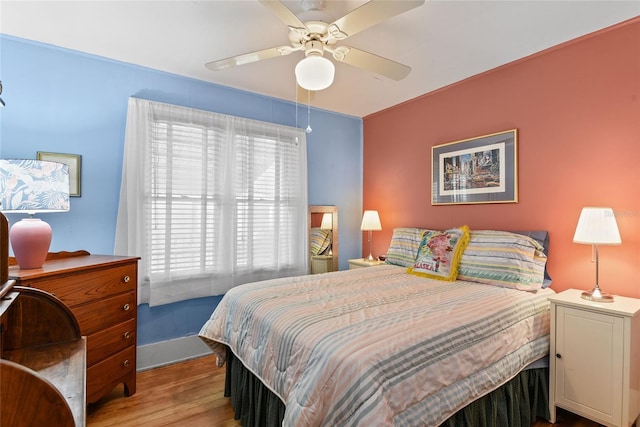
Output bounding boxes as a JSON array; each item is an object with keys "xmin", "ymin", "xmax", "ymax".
[{"xmin": 304, "ymin": 39, "xmax": 325, "ymax": 57}]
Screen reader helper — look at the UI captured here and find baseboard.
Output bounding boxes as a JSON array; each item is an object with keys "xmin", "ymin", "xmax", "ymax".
[{"xmin": 136, "ymin": 335, "xmax": 213, "ymax": 371}]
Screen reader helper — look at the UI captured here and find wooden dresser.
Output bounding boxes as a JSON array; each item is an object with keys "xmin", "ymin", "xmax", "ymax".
[{"xmin": 9, "ymin": 253, "xmax": 140, "ymax": 404}]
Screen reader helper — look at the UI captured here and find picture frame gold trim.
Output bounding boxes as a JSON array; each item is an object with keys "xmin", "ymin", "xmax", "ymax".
[
  {"xmin": 431, "ymin": 129, "xmax": 517, "ymax": 205},
  {"xmin": 37, "ymin": 151, "xmax": 82, "ymax": 197}
]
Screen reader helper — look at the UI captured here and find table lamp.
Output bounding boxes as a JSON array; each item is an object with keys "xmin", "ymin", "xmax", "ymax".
[
  {"xmin": 0, "ymin": 159, "xmax": 70, "ymax": 269},
  {"xmin": 360, "ymin": 210, "xmax": 382, "ymax": 262},
  {"xmin": 573, "ymin": 206, "xmax": 621, "ymax": 302}
]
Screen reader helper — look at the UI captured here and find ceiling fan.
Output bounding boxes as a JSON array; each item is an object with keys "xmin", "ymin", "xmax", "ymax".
[{"xmin": 205, "ymin": 0, "xmax": 425, "ymax": 92}]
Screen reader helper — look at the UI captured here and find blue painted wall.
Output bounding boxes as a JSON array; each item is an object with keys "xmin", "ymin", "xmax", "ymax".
[{"xmin": 0, "ymin": 35, "xmax": 363, "ymax": 345}]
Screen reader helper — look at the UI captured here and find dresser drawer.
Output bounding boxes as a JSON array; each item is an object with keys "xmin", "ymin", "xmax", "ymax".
[
  {"xmin": 24, "ymin": 264, "xmax": 136, "ymax": 307},
  {"xmin": 74, "ymin": 291, "xmax": 136, "ymax": 336},
  {"xmin": 86, "ymin": 318, "xmax": 136, "ymax": 367},
  {"xmin": 87, "ymin": 345, "xmax": 136, "ymax": 403}
]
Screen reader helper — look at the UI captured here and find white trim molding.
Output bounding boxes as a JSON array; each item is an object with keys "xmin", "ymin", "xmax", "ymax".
[{"xmin": 137, "ymin": 335, "xmax": 213, "ymax": 371}]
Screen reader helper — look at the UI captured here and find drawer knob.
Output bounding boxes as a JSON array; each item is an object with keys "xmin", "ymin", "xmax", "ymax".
[
  {"xmin": 123, "ymin": 303, "xmax": 130, "ymax": 311},
  {"xmin": 123, "ymin": 359, "xmax": 130, "ymax": 368},
  {"xmin": 123, "ymin": 331, "xmax": 131, "ymax": 340},
  {"xmin": 123, "ymin": 275, "xmax": 131, "ymax": 284},
  {"xmin": 556, "ymin": 353, "xmax": 562, "ymax": 359}
]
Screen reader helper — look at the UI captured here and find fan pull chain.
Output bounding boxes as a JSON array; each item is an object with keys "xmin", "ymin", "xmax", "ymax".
[
  {"xmin": 294, "ymin": 80, "xmax": 300, "ymax": 143},
  {"xmin": 306, "ymin": 89, "xmax": 312, "ymax": 133}
]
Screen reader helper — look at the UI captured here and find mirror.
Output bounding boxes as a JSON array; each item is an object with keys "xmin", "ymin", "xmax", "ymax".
[{"xmin": 308, "ymin": 205, "xmax": 338, "ymax": 274}]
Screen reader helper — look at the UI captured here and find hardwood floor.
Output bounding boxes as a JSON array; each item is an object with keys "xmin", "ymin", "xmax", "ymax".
[
  {"xmin": 87, "ymin": 354, "xmax": 601, "ymax": 426},
  {"xmin": 532, "ymin": 412, "xmax": 602, "ymax": 427},
  {"xmin": 87, "ymin": 354, "xmax": 240, "ymax": 427}
]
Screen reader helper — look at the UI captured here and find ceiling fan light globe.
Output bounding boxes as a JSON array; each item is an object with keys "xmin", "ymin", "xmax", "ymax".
[{"xmin": 295, "ymin": 56, "xmax": 335, "ymax": 91}]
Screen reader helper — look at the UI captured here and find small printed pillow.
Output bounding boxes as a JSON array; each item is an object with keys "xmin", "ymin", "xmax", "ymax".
[{"xmin": 408, "ymin": 225, "xmax": 470, "ymax": 281}]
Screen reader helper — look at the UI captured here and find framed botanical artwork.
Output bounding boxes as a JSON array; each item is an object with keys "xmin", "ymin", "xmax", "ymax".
[
  {"xmin": 431, "ymin": 129, "xmax": 517, "ymax": 205},
  {"xmin": 37, "ymin": 152, "xmax": 82, "ymax": 197}
]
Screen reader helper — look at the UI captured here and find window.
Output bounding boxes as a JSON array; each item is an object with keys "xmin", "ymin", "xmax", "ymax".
[{"xmin": 115, "ymin": 98, "xmax": 308, "ymax": 306}]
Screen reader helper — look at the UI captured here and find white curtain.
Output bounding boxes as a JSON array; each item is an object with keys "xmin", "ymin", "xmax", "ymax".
[{"xmin": 115, "ymin": 98, "xmax": 308, "ymax": 306}]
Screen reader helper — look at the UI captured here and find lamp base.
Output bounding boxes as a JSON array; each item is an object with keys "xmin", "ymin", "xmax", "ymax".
[
  {"xmin": 10, "ymin": 218, "xmax": 52, "ymax": 269},
  {"xmin": 581, "ymin": 286, "xmax": 614, "ymax": 303}
]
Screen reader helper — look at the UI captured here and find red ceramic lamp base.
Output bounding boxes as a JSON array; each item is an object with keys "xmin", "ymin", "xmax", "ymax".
[{"xmin": 10, "ymin": 218, "xmax": 52, "ymax": 269}]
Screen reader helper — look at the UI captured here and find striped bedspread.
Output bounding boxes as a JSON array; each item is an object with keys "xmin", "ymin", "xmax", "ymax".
[{"xmin": 199, "ymin": 264, "xmax": 554, "ymax": 426}]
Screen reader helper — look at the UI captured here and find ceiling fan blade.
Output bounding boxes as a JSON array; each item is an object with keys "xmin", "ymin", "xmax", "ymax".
[
  {"xmin": 336, "ymin": 46, "xmax": 411, "ymax": 81},
  {"xmin": 205, "ymin": 46, "xmax": 292, "ymax": 71},
  {"xmin": 259, "ymin": 0, "xmax": 309, "ymax": 35},
  {"xmin": 329, "ymin": 0, "xmax": 425, "ymax": 39}
]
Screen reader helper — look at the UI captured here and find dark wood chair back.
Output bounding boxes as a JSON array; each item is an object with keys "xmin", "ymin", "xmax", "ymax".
[{"xmin": 1, "ymin": 212, "xmax": 8, "ymax": 284}]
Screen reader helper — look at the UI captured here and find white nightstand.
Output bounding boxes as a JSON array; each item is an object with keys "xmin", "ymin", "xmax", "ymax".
[
  {"xmin": 348, "ymin": 258, "xmax": 386, "ymax": 269},
  {"xmin": 548, "ymin": 289, "xmax": 640, "ymax": 427},
  {"xmin": 311, "ymin": 255, "xmax": 333, "ymax": 274}
]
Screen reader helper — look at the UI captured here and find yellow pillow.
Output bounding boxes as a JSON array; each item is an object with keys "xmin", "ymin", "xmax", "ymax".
[{"xmin": 408, "ymin": 225, "xmax": 470, "ymax": 281}]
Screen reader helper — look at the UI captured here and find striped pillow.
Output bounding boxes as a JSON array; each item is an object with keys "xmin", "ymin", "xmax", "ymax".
[
  {"xmin": 458, "ymin": 230, "xmax": 548, "ymax": 291},
  {"xmin": 385, "ymin": 227, "xmax": 430, "ymax": 267},
  {"xmin": 310, "ymin": 228, "xmax": 330, "ymax": 256},
  {"xmin": 512, "ymin": 230, "xmax": 552, "ymax": 287}
]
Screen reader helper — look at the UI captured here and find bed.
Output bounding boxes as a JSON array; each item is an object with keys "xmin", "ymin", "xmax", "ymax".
[{"xmin": 199, "ymin": 227, "xmax": 554, "ymax": 426}]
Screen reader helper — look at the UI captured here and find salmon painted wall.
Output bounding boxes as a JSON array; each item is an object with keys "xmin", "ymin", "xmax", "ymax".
[{"xmin": 363, "ymin": 18, "xmax": 640, "ymax": 297}]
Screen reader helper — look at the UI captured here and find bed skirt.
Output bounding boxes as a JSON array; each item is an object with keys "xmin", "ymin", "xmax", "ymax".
[{"xmin": 224, "ymin": 347, "xmax": 550, "ymax": 427}]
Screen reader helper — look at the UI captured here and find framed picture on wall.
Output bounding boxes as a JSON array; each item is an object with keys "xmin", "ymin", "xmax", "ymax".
[
  {"xmin": 431, "ymin": 129, "xmax": 517, "ymax": 205},
  {"xmin": 37, "ymin": 152, "xmax": 82, "ymax": 197}
]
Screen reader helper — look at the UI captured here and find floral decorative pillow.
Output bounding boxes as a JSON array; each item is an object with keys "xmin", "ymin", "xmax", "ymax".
[{"xmin": 408, "ymin": 226, "xmax": 470, "ymax": 281}]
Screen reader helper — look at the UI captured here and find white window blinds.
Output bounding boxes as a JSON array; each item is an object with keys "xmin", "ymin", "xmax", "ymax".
[{"xmin": 115, "ymin": 98, "xmax": 308, "ymax": 306}]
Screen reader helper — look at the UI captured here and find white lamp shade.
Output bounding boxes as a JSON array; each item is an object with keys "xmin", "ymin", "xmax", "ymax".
[
  {"xmin": 573, "ymin": 207, "xmax": 621, "ymax": 245},
  {"xmin": 320, "ymin": 213, "xmax": 333, "ymax": 230},
  {"xmin": 360, "ymin": 210, "xmax": 382, "ymax": 231},
  {"xmin": 295, "ymin": 56, "xmax": 335, "ymax": 91}
]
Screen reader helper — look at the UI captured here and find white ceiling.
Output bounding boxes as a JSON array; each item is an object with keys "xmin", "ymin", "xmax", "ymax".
[{"xmin": 1, "ymin": 1, "xmax": 638, "ymax": 117}]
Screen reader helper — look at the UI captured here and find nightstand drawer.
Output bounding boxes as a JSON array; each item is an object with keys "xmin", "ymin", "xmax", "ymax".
[
  {"xmin": 25, "ymin": 264, "xmax": 136, "ymax": 307},
  {"xmin": 86, "ymin": 318, "xmax": 136, "ymax": 366},
  {"xmin": 74, "ymin": 292, "xmax": 136, "ymax": 336}
]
